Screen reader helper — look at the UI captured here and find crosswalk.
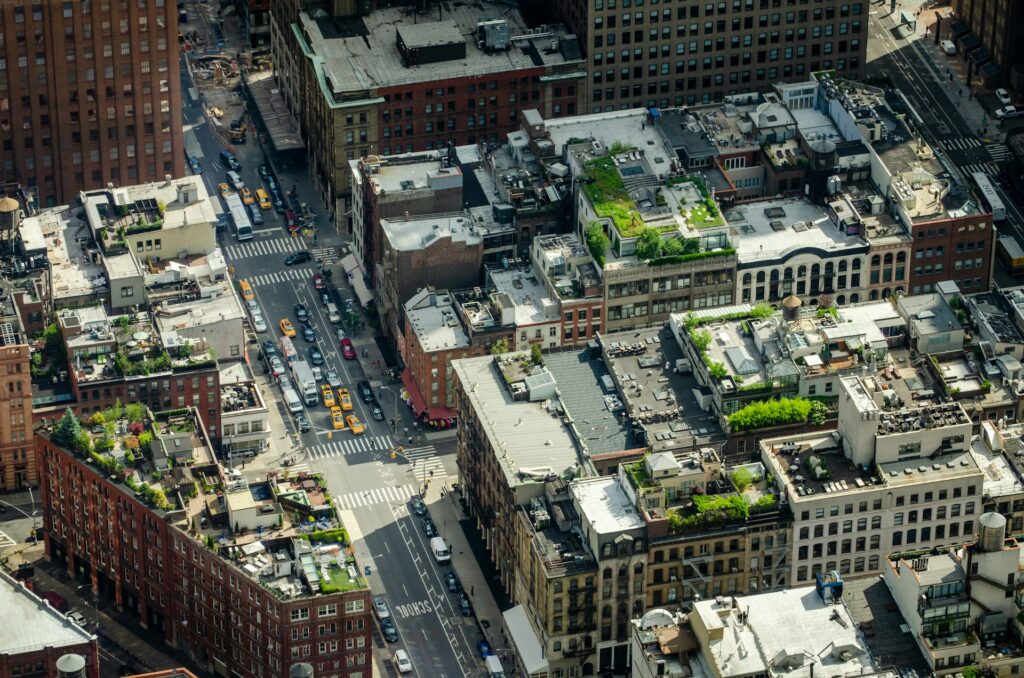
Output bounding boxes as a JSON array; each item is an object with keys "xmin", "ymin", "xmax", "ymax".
[
  {"xmin": 245, "ymin": 268, "xmax": 309, "ymax": 288},
  {"xmin": 961, "ymin": 162, "xmax": 1001, "ymax": 177},
  {"xmin": 223, "ymin": 236, "xmax": 307, "ymax": 261},
  {"xmin": 942, "ymin": 136, "xmax": 983, "ymax": 151},
  {"xmin": 335, "ymin": 483, "xmax": 419, "ymax": 510},
  {"xmin": 0, "ymin": 531, "xmax": 15, "ymax": 548},
  {"xmin": 306, "ymin": 434, "xmax": 395, "ymax": 459},
  {"xmin": 402, "ymin": 445, "xmax": 447, "ymax": 481},
  {"xmin": 987, "ymin": 143, "xmax": 1011, "ymax": 163}
]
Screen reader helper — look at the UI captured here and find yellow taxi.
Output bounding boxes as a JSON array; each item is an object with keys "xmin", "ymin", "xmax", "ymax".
[
  {"xmin": 238, "ymin": 279, "xmax": 254, "ymax": 302},
  {"xmin": 330, "ymin": 406, "xmax": 346, "ymax": 430},
  {"xmin": 338, "ymin": 388, "xmax": 353, "ymax": 411},
  {"xmin": 218, "ymin": 182, "xmax": 232, "ymax": 198},
  {"xmin": 279, "ymin": 318, "xmax": 296, "ymax": 337},
  {"xmin": 346, "ymin": 415, "xmax": 365, "ymax": 435},
  {"xmin": 256, "ymin": 188, "xmax": 271, "ymax": 210},
  {"xmin": 240, "ymin": 187, "xmax": 255, "ymax": 205},
  {"xmin": 321, "ymin": 384, "xmax": 335, "ymax": 408}
]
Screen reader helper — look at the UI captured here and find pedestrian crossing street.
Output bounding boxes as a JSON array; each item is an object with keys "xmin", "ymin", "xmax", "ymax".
[
  {"xmin": 244, "ymin": 268, "xmax": 309, "ymax": 288},
  {"xmin": 223, "ymin": 236, "xmax": 307, "ymax": 261},
  {"xmin": 334, "ymin": 483, "xmax": 419, "ymax": 510},
  {"xmin": 306, "ymin": 434, "xmax": 395, "ymax": 459}
]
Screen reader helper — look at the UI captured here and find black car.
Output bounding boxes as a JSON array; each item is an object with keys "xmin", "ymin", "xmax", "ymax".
[
  {"xmin": 445, "ymin": 571, "xmax": 461, "ymax": 593},
  {"xmin": 369, "ymin": 400, "xmax": 384, "ymax": 422},
  {"xmin": 410, "ymin": 496, "xmax": 427, "ymax": 516},
  {"xmin": 258, "ymin": 164, "xmax": 270, "ymax": 180},
  {"xmin": 188, "ymin": 156, "xmax": 202, "ymax": 175},
  {"xmin": 380, "ymin": 617, "xmax": 399, "ymax": 642},
  {"xmin": 357, "ymin": 380, "xmax": 374, "ymax": 403},
  {"xmin": 215, "ymin": 213, "xmax": 230, "ymax": 232},
  {"xmin": 294, "ymin": 303, "xmax": 310, "ymax": 323},
  {"xmin": 300, "ymin": 323, "xmax": 316, "ymax": 343},
  {"xmin": 261, "ymin": 340, "xmax": 278, "ymax": 360},
  {"xmin": 308, "ymin": 346, "xmax": 324, "ymax": 365},
  {"xmin": 284, "ymin": 251, "xmax": 311, "ymax": 266},
  {"xmin": 459, "ymin": 592, "xmax": 473, "ymax": 616},
  {"xmin": 423, "ymin": 518, "xmax": 437, "ymax": 538},
  {"xmin": 295, "ymin": 412, "xmax": 311, "ymax": 432}
]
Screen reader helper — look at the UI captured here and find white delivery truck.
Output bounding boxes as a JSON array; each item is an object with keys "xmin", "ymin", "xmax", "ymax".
[
  {"xmin": 292, "ymin": 360, "xmax": 319, "ymax": 405},
  {"xmin": 430, "ymin": 537, "xmax": 450, "ymax": 564},
  {"xmin": 485, "ymin": 655, "xmax": 505, "ymax": 678},
  {"xmin": 282, "ymin": 387, "xmax": 303, "ymax": 414}
]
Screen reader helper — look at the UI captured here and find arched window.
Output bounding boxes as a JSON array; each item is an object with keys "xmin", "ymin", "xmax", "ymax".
[
  {"xmin": 824, "ymin": 262, "xmax": 834, "ymax": 277},
  {"xmin": 882, "ymin": 288, "xmax": 891, "ymax": 298},
  {"xmin": 896, "ymin": 251, "xmax": 906, "ymax": 263},
  {"xmin": 603, "ymin": 567, "xmax": 612, "ymax": 580},
  {"xmin": 784, "ymin": 267, "xmax": 794, "ymax": 280},
  {"xmin": 798, "ymin": 265, "xmax": 807, "ymax": 278},
  {"xmin": 883, "ymin": 253, "xmax": 893, "ymax": 265},
  {"xmin": 837, "ymin": 295, "xmax": 846, "ymax": 305},
  {"xmin": 811, "ymin": 264, "xmax": 821, "ymax": 278},
  {"xmin": 869, "ymin": 290, "xmax": 878, "ymax": 301},
  {"xmin": 756, "ymin": 271, "xmax": 766, "ymax": 283},
  {"xmin": 850, "ymin": 293, "xmax": 860, "ymax": 303},
  {"xmin": 743, "ymin": 273, "xmax": 752, "ymax": 285},
  {"xmin": 852, "ymin": 258, "xmax": 861, "ymax": 270},
  {"xmin": 871, "ymin": 255, "xmax": 881, "ymax": 267},
  {"xmin": 770, "ymin": 269, "xmax": 780, "ymax": 282},
  {"xmin": 838, "ymin": 260, "xmax": 848, "ymax": 272}
]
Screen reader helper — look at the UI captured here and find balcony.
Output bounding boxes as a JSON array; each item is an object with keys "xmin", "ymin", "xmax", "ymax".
[{"xmin": 922, "ymin": 630, "xmax": 979, "ymax": 657}]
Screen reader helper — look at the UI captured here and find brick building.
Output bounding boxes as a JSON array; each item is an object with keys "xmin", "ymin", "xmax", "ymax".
[
  {"xmin": 554, "ymin": 0, "xmax": 868, "ymax": 112},
  {"xmin": 270, "ymin": 1, "xmax": 585, "ymax": 217},
  {"xmin": 0, "ymin": 569, "xmax": 99, "ymax": 678},
  {"xmin": 951, "ymin": 0, "xmax": 1024, "ymax": 89},
  {"xmin": 0, "ymin": 0, "xmax": 185, "ymax": 207},
  {"xmin": 0, "ymin": 281, "xmax": 34, "ymax": 491},
  {"xmin": 36, "ymin": 407, "xmax": 373, "ymax": 678}
]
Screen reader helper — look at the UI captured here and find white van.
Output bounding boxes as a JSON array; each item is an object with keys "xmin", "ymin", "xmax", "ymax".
[
  {"xmin": 485, "ymin": 655, "xmax": 505, "ymax": 678},
  {"xmin": 282, "ymin": 387, "xmax": 303, "ymax": 414},
  {"xmin": 940, "ymin": 39, "xmax": 956, "ymax": 55},
  {"xmin": 326, "ymin": 302, "xmax": 341, "ymax": 324},
  {"xmin": 227, "ymin": 170, "xmax": 245, "ymax": 191},
  {"xmin": 430, "ymin": 537, "xmax": 450, "ymax": 564}
]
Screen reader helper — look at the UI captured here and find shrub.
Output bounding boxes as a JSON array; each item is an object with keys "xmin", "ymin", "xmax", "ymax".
[
  {"xmin": 728, "ymin": 397, "xmax": 814, "ymax": 432},
  {"xmin": 635, "ymin": 227, "xmax": 663, "ymax": 260},
  {"xmin": 530, "ymin": 344, "xmax": 543, "ymax": 366},
  {"xmin": 585, "ymin": 222, "xmax": 609, "ymax": 267},
  {"xmin": 53, "ymin": 408, "xmax": 82, "ymax": 448},
  {"xmin": 731, "ymin": 467, "xmax": 754, "ymax": 492}
]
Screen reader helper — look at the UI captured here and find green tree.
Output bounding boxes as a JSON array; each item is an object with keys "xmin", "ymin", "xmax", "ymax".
[
  {"xmin": 53, "ymin": 408, "xmax": 82, "ymax": 448},
  {"xmin": 73, "ymin": 430, "xmax": 93, "ymax": 455},
  {"xmin": 490, "ymin": 339, "xmax": 510, "ymax": 356},
  {"xmin": 585, "ymin": 222, "xmax": 609, "ymax": 267},
  {"xmin": 634, "ymin": 227, "xmax": 663, "ymax": 260},
  {"xmin": 531, "ymin": 344, "xmax": 543, "ymax": 366},
  {"xmin": 124, "ymin": 403, "xmax": 144, "ymax": 423},
  {"xmin": 731, "ymin": 467, "xmax": 754, "ymax": 492}
]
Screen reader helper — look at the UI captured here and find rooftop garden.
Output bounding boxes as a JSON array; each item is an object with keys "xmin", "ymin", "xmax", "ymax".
[
  {"xmin": 667, "ymin": 175, "xmax": 724, "ymax": 229},
  {"xmin": 586, "ymin": 222, "xmax": 609, "ymax": 267},
  {"xmin": 684, "ymin": 306, "xmax": 774, "ymax": 380},
  {"xmin": 582, "ymin": 155, "xmax": 640, "ymax": 236},
  {"xmin": 30, "ymin": 322, "xmax": 65, "ymax": 381},
  {"xmin": 666, "ymin": 492, "xmax": 778, "ymax": 533},
  {"xmin": 319, "ymin": 563, "xmax": 365, "ymax": 594},
  {"xmin": 632, "ymin": 226, "xmax": 736, "ymax": 266},
  {"xmin": 727, "ymin": 396, "xmax": 829, "ymax": 432},
  {"xmin": 624, "ymin": 459, "xmax": 655, "ymax": 490}
]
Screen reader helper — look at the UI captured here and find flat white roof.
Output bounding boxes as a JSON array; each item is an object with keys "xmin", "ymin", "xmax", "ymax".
[
  {"xmin": 489, "ymin": 268, "xmax": 560, "ymax": 326},
  {"xmin": 26, "ymin": 207, "xmax": 108, "ymax": 301},
  {"xmin": 571, "ymin": 477, "xmax": 645, "ymax": 534},
  {"xmin": 504, "ymin": 605, "xmax": 549, "ymax": 675},
  {"xmin": 725, "ymin": 197, "xmax": 864, "ymax": 264},
  {"xmin": 154, "ymin": 291, "xmax": 244, "ymax": 334},
  {"xmin": 381, "ymin": 214, "xmax": 482, "ymax": 252},
  {"xmin": 0, "ymin": 570, "xmax": 94, "ymax": 654},
  {"xmin": 546, "ymin": 109, "xmax": 674, "ymax": 170},
  {"xmin": 405, "ymin": 289, "xmax": 470, "ymax": 353},
  {"xmin": 452, "ymin": 355, "xmax": 581, "ymax": 488},
  {"xmin": 970, "ymin": 437, "xmax": 1024, "ymax": 499},
  {"xmin": 693, "ymin": 587, "xmax": 875, "ymax": 678}
]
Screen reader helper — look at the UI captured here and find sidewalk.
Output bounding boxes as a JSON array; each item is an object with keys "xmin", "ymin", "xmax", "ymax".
[{"xmin": 424, "ymin": 479, "xmax": 510, "ymax": 657}]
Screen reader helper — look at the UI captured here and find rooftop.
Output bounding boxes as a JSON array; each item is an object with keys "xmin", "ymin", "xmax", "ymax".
[
  {"xmin": 0, "ymin": 570, "xmax": 95, "ymax": 656},
  {"xmin": 404, "ymin": 288, "xmax": 470, "ymax": 353},
  {"xmin": 546, "ymin": 110, "xmax": 674, "ymax": 169},
  {"xmin": 968, "ymin": 290, "xmax": 1024, "ymax": 345},
  {"xmin": 219, "ymin": 362, "xmax": 265, "ymax": 414},
  {"xmin": 897, "ymin": 293, "xmax": 961, "ymax": 336},
  {"xmin": 488, "ymin": 267, "xmax": 559, "ymax": 326},
  {"xmin": 299, "ymin": 7, "xmax": 582, "ymax": 93},
  {"xmin": 571, "ymin": 476, "xmax": 645, "ymax": 534},
  {"xmin": 380, "ymin": 213, "xmax": 482, "ymax": 252},
  {"xmin": 531, "ymin": 233, "xmax": 603, "ymax": 301},
  {"xmin": 357, "ymin": 151, "xmax": 462, "ymax": 197},
  {"xmin": 22, "ymin": 207, "xmax": 108, "ymax": 303},
  {"xmin": 453, "ymin": 355, "xmax": 585, "ymax": 488},
  {"xmin": 725, "ymin": 197, "xmax": 867, "ymax": 265},
  {"xmin": 692, "ymin": 587, "xmax": 876, "ymax": 678},
  {"xmin": 81, "ymin": 178, "xmax": 216, "ymax": 243},
  {"xmin": 153, "ymin": 289, "xmax": 244, "ymax": 334}
]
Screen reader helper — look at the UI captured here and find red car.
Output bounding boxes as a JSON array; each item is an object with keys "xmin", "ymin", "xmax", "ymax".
[
  {"xmin": 340, "ymin": 337, "xmax": 356, "ymax": 360},
  {"xmin": 285, "ymin": 210, "xmax": 301, "ymax": 232},
  {"xmin": 313, "ymin": 272, "xmax": 327, "ymax": 290}
]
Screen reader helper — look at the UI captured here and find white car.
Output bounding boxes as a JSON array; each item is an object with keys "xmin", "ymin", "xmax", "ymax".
[
  {"xmin": 996, "ymin": 88, "xmax": 1013, "ymax": 107},
  {"xmin": 246, "ymin": 299, "xmax": 261, "ymax": 315},
  {"xmin": 394, "ymin": 649, "xmax": 413, "ymax": 674},
  {"xmin": 995, "ymin": 105, "xmax": 1024, "ymax": 120},
  {"xmin": 67, "ymin": 611, "xmax": 88, "ymax": 627},
  {"xmin": 278, "ymin": 375, "xmax": 293, "ymax": 392},
  {"xmin": 251, "ymin": 313, "xmax": 268, "ymax": 333},
  {"xmin": 311, "ymin": 365, "xmax": 323, "ymax": 382},
  {"xmin": 325, "ymin": 370, "xmax": 342, "ymax": 389}
]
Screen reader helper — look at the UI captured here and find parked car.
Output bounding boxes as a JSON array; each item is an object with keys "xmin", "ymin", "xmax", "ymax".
[
  {"xmin": 996, "ymin": 105, "xmax": 1024, "ymax": 120},
  {"xmin": 268, "ymin": 356, "xmax": 286, "ymax": 378},
  {"xmin": 997, "ymin": 88, "xmax": 1013, "ymax": 106},
  {"xmin": 272, "ymin": 195, "xmax": 286, "ymax": 214},
  {"xmin": 301, "ymin": 322, "xmax": 316, "ymax": 343},
  {"xmin": 477, "ymin": 639, "xmax": 492, "ymax": 658},
  {"xmin": 251, "ymin": 314, "xmax": 267, "ymax": 333},
  {"xmin": 188, "ymin": 156, "xmax": 202, "ymax": 175},
  {"xmin": 369, "ymin": 400, "xmax": 384, "ymax": 421},
  {"xmin": 423, "ymin": 518, "xmax": 437, "ymax": 538},
  {"xmin": 260, "ymin": 340, "xmax": 278, "ymax": 360},
  {"xmin": 313, "ymin": 272, "xmax": 327, "ymax": 290},
  {"xmin": 340, "ymin": 336, "xmax": 356, "ymax": 360},
  {"xmin": 308, "ymin": 346, "xmax": 324, "ymax": 365},
  {"xmin": 373, "ymin": 596, "xmax": 392, "ymax": 620},
  {"xmin": 67, "ymin": 611, "xmax": 88, "ymax": 627},
  {"xmin": 381, "ymin": 617, "xmax": 399, "ymax": 643},
  {"xmin": 294, "ymin": 303, "xmax": 309, "ymax": 323},
  {"xmin": 410, "ymin": 497, "xmax": 428, "ymax": 516},
  {"xmin": 258, "ymin": 164, "xmax": 271, "ymax": 180},
  {"xmin": 445, "ymin": 570, "xmax": 461, "ymax": 592},
  {"xmin": 357, "ymin": 380, "xmax": 374, "ymax": 402},
  {"xmin": 320, "ymin": 290, "xmax": 332, "ymax": 306},
  {"xmin": 294, "ymin": 412, "xmax": 311, "ymax": 433},
  {"xmin": 395, "ymin": 649, "xmax": 413, "ymax": 674},
  {"xmin": 459, "ymin": 592, "xmax": 473, "ymax": 616},
  {"xmin": 285, "ymin": 210, "xmax": 301, "ymax": 232},
  {"xmin": 284, "ymin": 251, "xmax": 311, "ymax": 266}
]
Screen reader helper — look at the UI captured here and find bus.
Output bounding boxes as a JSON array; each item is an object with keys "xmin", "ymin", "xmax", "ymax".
[
  {"xmin": 999, "ymin": 234, "xmax": 1024, "ymax": 276},
  {"xmin": 224, "ymin": 191, "xmax": 253, "ymax": 241},
  {"xmin": 971, "ymin": 171, "xmax": 1007, "ymax": 222}
]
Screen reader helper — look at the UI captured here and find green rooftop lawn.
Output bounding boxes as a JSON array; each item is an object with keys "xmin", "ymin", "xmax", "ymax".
[
  {"xmin": 319, "ymin": 564, "xmax": 365, "ymax": 593},
  {"xmin": 582, "ymin": 156, "xmax": 638, "ymax": 235}
]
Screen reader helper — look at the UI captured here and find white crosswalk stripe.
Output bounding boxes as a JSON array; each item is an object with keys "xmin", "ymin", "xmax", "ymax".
[
  {"xmin": 987, "ymin": 143, "xmax": 1011, "ymax": 163},
  {"xmin": 306, "ymin": 434, "xmax": 394, "ymax": 459},
  {"xmin": 335, "ymin": 483, "xmax": 418, "ymax": 510},
  {"xmin": 224, "ymin": 236, "xmax": 306, "ymax": 261},
  {"xmin": 402, "ymin": 445, "xmax": 447, "ymax": 480},
  {"xmin": 246, "ymin": 268, "xmax": 308, "ymax": 288},
  {"xmin": 0, "ymin": 531, "xmax": 15, "ymax": 548},
  {"xmin": 961, "ymin": 163, "xmax": 1000, "ymax": 177},
  {"xmin": 281, "ymin": 463, "xmax": 311, "ymax": 475},
  {"xmin": 944, "ymin": 137, "xmax": 983, "ymax": 151}
]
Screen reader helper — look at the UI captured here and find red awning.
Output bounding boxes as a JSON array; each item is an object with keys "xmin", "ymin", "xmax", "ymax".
[
  {"xmin": 426, "ymin": 405, "xmax": 456, "ymax": 421},
  {"xmin": 401, "ymin": 369, "xmax": 427, "ymax": 416}
]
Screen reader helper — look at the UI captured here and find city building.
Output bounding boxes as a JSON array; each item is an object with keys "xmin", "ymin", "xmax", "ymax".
[
  {"xmin": 949, "ymin": 0, "xmax": 1021, "ymax": 88},
  {"xmin": 218, "ymin": 361, "xmax": 271, "ymax": 458},
  {"xmin": 975, "ymin": 421, "xmax": 1024, "ymax": 534},
  {"xmin": 271, "ymin": 2, "xmax": 585, "ymax": 215},
  {"xmin": 0, "ymin": 280, "xmax": 34, "ymax": 490},
  {"xmin": 529, "ymin": 234, "xmax": 606, "ymax": 345},
  {"xmin": 0, "ymin": 569, "xmax": 99, "ymax": 678},
  {"xmin": 882, "ymin": 512, "xmax": 1024, "ymax": 675},
  {"xmin": 241, "ymin": 0, "xmax": 271, "ymax": 48},
  {"xmin": 761, "ymin": 375, "xmax": 985, "ymax": 584},
  {"xmin": 553, "ymin": 0, "xmax": 867, "ymax": 111},
  {"xmin": 0, "ymin": 0, "xmax": 185, "ymax": 206},
  {"xmin": 968, "ymin": 286, "xmax": 1024, "ymax": 360},
  {"xmin": 400, "ymin": 288, "xmax": 484, "ymax": 424},
  {"xmin": 36, "ymin": 406, "xmax": 372, "ymax": 678}
]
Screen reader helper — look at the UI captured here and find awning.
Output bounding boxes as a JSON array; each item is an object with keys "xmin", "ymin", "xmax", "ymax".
[
  {"xmin": 981, "ymin": 61, "xmax": 1002, "ymax": 80},
  {"xmin": 958, "ymin": 33, "xmax": 980, "ymax": 52},
  {"xmin": 969, "ymin": 47, "xmax": 991, "ymax": 64},
  {"xmin": 949, "ymin": 19, "xmax": 969, "ymax": 38},
  {"xmin": 504, "ymin": 605, "xmax": 549, "ymax": 676},
  {"xmin": 340, "ymin": 253, "xmax": 374, "ymax": 307},
  {"xmin": 426, "ymin": 405, "xmax": 457, "ymax": 422},
  {"xmin": 401, "ymin": 369, "xmax": 428, "ymax": 416}
]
